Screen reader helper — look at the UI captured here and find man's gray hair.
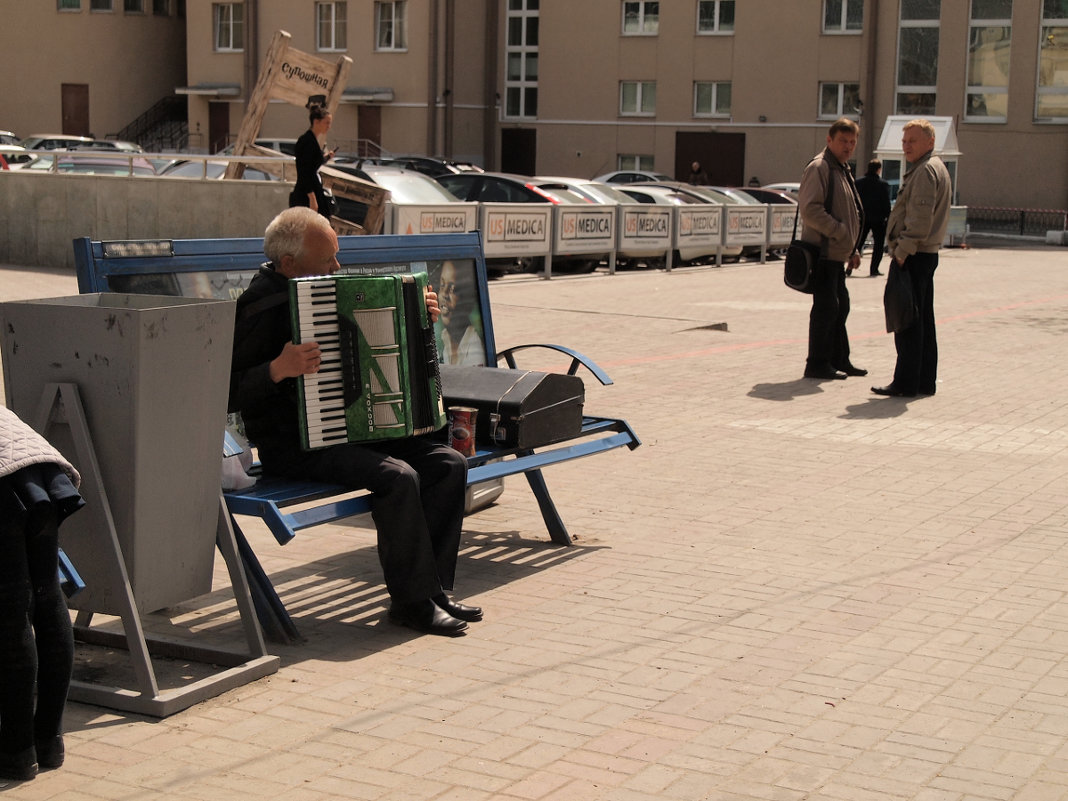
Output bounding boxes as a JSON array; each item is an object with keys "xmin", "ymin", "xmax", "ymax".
[
  {"xmin": 903, "ymin": 118, "xmax": 936, "ymax": 140},
  {"xmin": 264, "ymin": 207, "xmax": 332, "ymax": 265}
]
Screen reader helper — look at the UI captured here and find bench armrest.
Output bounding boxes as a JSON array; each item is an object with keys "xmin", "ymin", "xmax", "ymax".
[{"xmin": 495, "ymin": 344, "xmax": 613, "ymax": 386}]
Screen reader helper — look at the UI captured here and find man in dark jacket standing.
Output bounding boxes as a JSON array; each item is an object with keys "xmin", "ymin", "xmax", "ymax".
[
  {"xmin": 798, "ymin": 118, "xmax": 866, "ymax": 381},
  {"xmin": 853, "ymin": 159, "xmax": 892, "ymax": 277}
]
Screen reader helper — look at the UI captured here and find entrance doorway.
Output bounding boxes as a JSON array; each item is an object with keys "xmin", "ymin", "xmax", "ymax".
[
  {"xmin": 358, "ymin": 105, "xmax": 382, "ymax": 156},
  {"xmin": 675, "ymin": 131, "xmax": 745, "ymax": 186},
  {"xmin": 501, "ymin": 128, "xmax": 536, "ymax": 175},
  {"xmin": 209, "ymin": 103, "xmax": 230, "ymax": 154},
  {"xmin": 61, "ymin": 84, "xmax": 90, "ymax": 136}
]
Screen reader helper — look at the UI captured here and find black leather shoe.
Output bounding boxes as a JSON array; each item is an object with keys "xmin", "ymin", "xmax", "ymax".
[
  {"xmin": 871, "ymin": 385, "xmax": 916, "ymax": 398},
  {"xmin": 434, "ymin": 594, "xmax": 483, "ymax": 622},
  {"xmin": 870, "ymin": 270, "xmax": 883, "ymax": 277},
  {"xmin": 837, "ymin": 364, "xmax": 868, "ymax": 377},
  {"xmin": 389, "ymin": 600, "xmax": 468, "ymax": 636},
  {"xmin": 804, "ymin": 365, "xmax": 847, "ymax": 380},
  {"xmin": 35, "ymin": 737, "xmax": 64, "ymax": 770},
  {"xmin": 0, "ymin": 747, "xmax": 38, "ymax": 781}
]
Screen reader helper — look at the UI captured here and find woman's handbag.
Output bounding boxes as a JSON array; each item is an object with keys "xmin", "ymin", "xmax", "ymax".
[{"xmin": 883, "ymin": 262, "xmax": 917, "ymax": 332}]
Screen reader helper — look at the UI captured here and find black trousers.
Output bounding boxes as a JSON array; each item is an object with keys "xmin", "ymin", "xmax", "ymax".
[
  {"xmin": 892, "ymin": 252, "xmax": 939, "ymax": 394},
  {"xmin": 861, "ymin": 219, "xmax": 887, "ymax": 275},
  {"xmin": 807, "ymin": 258, "xmax": 852, "ymax": 371},
  {"xmin": 0, "ymin": 512, "xmax": 73, "ymax": 756},
  {"xmin": 262, "ymin": 436, "xmax": 468, "ymax": 604}
]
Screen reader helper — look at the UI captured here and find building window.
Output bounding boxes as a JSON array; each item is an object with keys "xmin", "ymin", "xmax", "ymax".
[
  {"xmin": 1038, "ymin": 0, "xmax": 1068, "ymax": 120},
  {"xmin": 90, "ymin": 0, "xmax": 112, "ymax": 9},
  {"xmin": 317, "ymin": 2, "xmax": 347, "ymax": 51},
  {"xmin": 375, "ymin": 1, "xmax": 407, "ymax": 51},
  {"xmin": 697, "ymin": 0, "xmax": 734, "ymax": 33},
  {"xmin": 623, "ymin": 1, "xmax": 658, "ymax": 35},
  {"xmin": 820, "ymin": 82, "xmax": 861, "ymax": 118},
  {"xmin": 213, "ymin": 3, "xmax": 243, "ymax": 52},
  {"xmin": 58, "ymin": 0, "xmax": 80, "ymax": 8},
  {"xmin": 618, "ymin": 154, "xmax": 654, "ymax": 171},
  {"xmin": 966, "ymin": 0, "xmax": 1012, "ymax": 121},
  {"xmin": 621, "ymin": 81, "xmax": 656, "ymax": 115},
  {"xmin": 896, "ymin": 0, "xmax": 941, "ymax": 114},
  {"xmin": 124, "ymin": 0, "xmax": 144, "ymax": 11},
  {"xmin": 505, "ymin": 0, "xmax": 539, "ymax": 119},
  {"xmin": 694, "ymin": 81, "xmax": 731, "ymax": 116},
  {"xmin": 823, "ymin": 0, "xmax": 863, "ymax": 32},
  {"xmin": 152, "ymin": 0, "xmax": 168, "ymax": 14}
]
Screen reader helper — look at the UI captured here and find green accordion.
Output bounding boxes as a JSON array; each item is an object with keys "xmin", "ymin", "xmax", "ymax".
[{"xmin": 290, "ymin": 272, "xmax": 447, "ymax": 449}]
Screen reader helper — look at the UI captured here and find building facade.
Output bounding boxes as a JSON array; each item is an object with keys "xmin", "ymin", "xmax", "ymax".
[
  {"xmin": 3, "ymin": 1, "xmax": 1065, "ymax": 210},
  {"xmin": 0, "ymin": 1, "xmax": 187, "ymax": 143}
]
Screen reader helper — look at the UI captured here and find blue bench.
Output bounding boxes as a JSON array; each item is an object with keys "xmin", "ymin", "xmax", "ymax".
[{"xmin": 75, "ymin": 232, "xmax": 640, "ymax": 642}]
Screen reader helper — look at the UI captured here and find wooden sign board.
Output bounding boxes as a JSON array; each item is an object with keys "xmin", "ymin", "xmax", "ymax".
[{"xmin": 223, "ymin": 28, "xmax": 388, "ymax": 233}]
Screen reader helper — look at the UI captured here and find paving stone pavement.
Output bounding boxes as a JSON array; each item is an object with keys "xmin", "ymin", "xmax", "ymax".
[{"xmin": 3, "ymin": 242, "xmax": 1068, "ymax": 800}]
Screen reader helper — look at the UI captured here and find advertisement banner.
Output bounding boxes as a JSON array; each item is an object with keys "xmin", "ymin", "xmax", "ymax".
[{"xmin": 480, "ymin": 205, "xmax": 553, "ymax": 257}]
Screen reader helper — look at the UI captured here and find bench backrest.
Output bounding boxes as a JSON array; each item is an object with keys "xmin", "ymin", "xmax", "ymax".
[{"xmin": 73, "ymin": 232, "xmax": 497, "ymax": 367}]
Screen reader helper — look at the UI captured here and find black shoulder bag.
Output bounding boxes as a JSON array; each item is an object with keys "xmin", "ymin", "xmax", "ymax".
[{"xmin": 783, "ymin": 171, "xmax": 835, "ymax": 293}]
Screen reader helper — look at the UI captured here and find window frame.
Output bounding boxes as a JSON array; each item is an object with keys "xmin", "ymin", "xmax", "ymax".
[
  {"xmin": 696, "ymin": 0, "xmax": 734, "ymax": 35},
  {"xmin": 152, "ymin": 0, "xmax": 168, "ymax": 14},
  {"xmin": 375, "ymin": 1, "xmax": 408, "ymax": 52},
  {"xmin": 818, "ymin": 81, "xmax": 861, "ymax": 119},
  {"xmin": 124, "ymin": 0, "xmax": 144, "ymax": 12},
  {"xmin": 316, "ymin": 1, "xmax": 348, "ymax": 53},
  {"xmin": 90, "ymin": 0, "xmax": 113, "ymax": 9},
  {"xmin": 213, "ymin": 2, "xmax": 244, "ymax": 53},
  {"xmin": 620, "ymin": 80, "xmax": 657, "ymax": 116},
  {"xmin": 622, "ymin": 1, "xmax": 659, "ymax": 36},
  {"xmin": 58, "ymin": 0, "xmax": 81, "ymax": 9},
  {"xmin": 694, "ymin": 81, "xmax": 732, "ymax": 118},
  {"xmin": 965, "ymin": 0, "xmax": 1013, "ymax": 123},
  {"xmin": 1036, "ymin": 3, "xmax": 1068, "ymax": 122},
  {"xmin": 618, "ymin": 154, "xmax": 655, "ymax": 171},
  {"xmin": 504, "ymin": 0, "xmax": 539, "ymax": 119},
  {"xmin": 822, "ymin": 0, "xmax": 863, "ymax": 34},
  {"xmin": 895, "ymin": 3, "xmax": 941, "ymax": 115}
]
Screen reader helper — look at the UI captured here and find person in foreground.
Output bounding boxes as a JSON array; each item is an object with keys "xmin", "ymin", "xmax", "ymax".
[
  {"xmin": 871, "ymin": 119, "xmax": 951, "ymax": 399},
  {"xmin": 852, "ymin": 159, "xmax": 892, "ymax": 278},
  {"xmin": 798, "ymin": 117, "xmax": 866, "ymax": 381},
  {"xmin": 0, "ymin": 405, "xmax": 85, "ymax": 781},
  {"xmin": 228, "ymin": 207, "xmax": 481, "ymax": 636}
]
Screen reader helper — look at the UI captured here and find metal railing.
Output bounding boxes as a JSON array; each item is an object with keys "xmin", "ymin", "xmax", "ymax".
[{"xmin": 966, "ymin": 206, "xmax": 1068, "ymax": 237}]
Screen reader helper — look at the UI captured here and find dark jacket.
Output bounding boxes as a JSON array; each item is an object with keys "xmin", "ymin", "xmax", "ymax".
[
  {"xmin": 292, "ymin": 128, "xmax": 328, "ymax": 212},
  {"xmin": 855, "ymin": 173, "xmax": 892, "ymax": 224},
  {"xmin": 228, "ymin": 265, "xmax": 302, "ymax": 456}
]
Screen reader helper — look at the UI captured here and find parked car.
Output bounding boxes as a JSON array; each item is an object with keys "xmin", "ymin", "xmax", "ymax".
[
  {"xmin": 739, "ymin": 187, "xmax": 797, "ymax": 204},
  {"xmin": 216, "ymin": 138, "xmax": 299, "ymax": 157},
  {"xmin": 762, "ymin": 182, "xmax": 800, "ymax": 200},
  {"xmin": 436, "ymin": 171, "xmax": 561, "ymax": 203},
  {"xmin": 23, "ymin": 153, "xmax": 157, "ymax": 176},
  {"xmin": 363, "ymin": 155, "xmax": 484, "ymax": 179},
  {"xmin": 0, "ymin": 145, "xmax": 32, "ymax": 168},
  {"xmin": 0, "ymin": 130, "xmax": 19, "ymax": 147},
  {"xmin": 532, "ymin": 176, "xmax": 638, "ymax": 206},
  {"xmin": 157, "ymin": 159, "xmax": 278, "ymax": 181},
  {"xmin": 327, "ymin": 161, "xmax": 464, "ymax": 225},
  {"xmin": 19, "ymin": 133, "xmax": 99, "ymax": 151},
  {"xmin": 594, "ymin": 169, "xmax": 675, "ymax": 184},
  {"xmin": 619, "ymin": 184, "xmax": 743, "ymax": 263}
]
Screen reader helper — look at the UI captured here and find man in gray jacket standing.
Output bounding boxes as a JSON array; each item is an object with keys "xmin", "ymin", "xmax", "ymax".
[
  {"xmin": 799, "ymin": 118, "xmax": 865, "ymax": 380},
  {"xmin": 871, "ymin": 119, "xmax": 951, "ymax": 398}
]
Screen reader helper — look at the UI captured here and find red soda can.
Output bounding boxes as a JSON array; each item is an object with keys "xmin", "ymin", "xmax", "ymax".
[{"xmin": 448, "ymin": 407, "xmax": 478, "ymax": 457}]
